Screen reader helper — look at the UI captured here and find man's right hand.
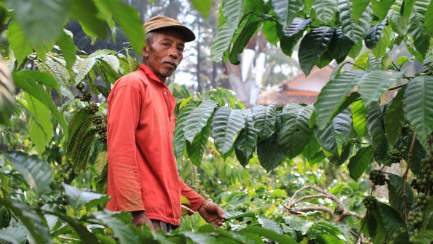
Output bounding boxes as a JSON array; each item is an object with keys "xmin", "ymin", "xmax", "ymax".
[{"xmin": 131, "ymin": 210, "xmax": 154, "ymax": 231}]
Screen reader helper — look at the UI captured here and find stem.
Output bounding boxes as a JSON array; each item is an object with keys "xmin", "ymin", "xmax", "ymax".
[
  {"xmin": 403, "ymin": 132, "xmax": 417, "ymax": 223},
  {"xmin": 355, "ymin": 216, "xmax": 367, "ymax": 244}
]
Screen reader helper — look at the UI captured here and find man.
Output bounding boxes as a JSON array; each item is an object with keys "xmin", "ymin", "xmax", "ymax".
[{"xmin": 106, "ymin": 16, "xmax": 225, "ymax": 231}]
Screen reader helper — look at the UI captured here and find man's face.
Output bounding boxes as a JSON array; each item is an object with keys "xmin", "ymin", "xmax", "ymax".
[{"xmin": 142, "ymin": 29, "xmax": 185, "ymax": 82}]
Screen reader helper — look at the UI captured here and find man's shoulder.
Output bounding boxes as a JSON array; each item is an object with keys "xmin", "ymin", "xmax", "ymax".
[{"xmin": 114, "ymin": 70, "xmax": 150, "ymax": 90}]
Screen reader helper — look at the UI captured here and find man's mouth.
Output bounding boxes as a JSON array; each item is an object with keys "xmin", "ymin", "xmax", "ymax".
[{"xmin": 163, "ymin": 61, "xmax": 177, "ymax": 69}]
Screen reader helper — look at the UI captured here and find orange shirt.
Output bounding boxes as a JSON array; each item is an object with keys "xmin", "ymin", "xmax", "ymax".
[{"xmin": 106, "ymin": 64, "xmax": 204, "ymax": 225}]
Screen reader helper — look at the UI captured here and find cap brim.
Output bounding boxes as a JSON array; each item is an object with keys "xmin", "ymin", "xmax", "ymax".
[{"xmin": 150, "ymin": 25, "xmax": 196, "ymax": 42}]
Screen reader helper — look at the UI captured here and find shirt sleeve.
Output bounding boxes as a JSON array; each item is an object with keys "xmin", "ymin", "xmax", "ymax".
[
  {"xmin": 107, "ymin": 85, "xmax": 144, "ymax": 211},
  {"xmin": 179, "ymin": 179, "xmax": 205, "ymax": 212}
]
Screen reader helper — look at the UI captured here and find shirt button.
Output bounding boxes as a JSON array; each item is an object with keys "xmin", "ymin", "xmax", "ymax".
[{"xmin": 164, "ymin": 91, "xmax": 168, "ymax": 95}]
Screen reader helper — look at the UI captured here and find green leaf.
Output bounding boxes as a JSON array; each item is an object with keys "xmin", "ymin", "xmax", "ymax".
[
  {"xmin": 278, "ymin": 104, "xmax": 313, "ymax": 158},
  {"xmin": 222, "ymin": 0, "xmax": 243, "ymax": 25},
  {"xmin": 348, "ymin": 146, "xmax": 373, "ymax": 181},
  {"xmin": 211, "ymin": 24, "xmax": 236, "ymax": 63},
  {"xmin": 364, "ymin": 20, "xmax": 385, "ymax": 49},
  {"xmin": 25, "ymin": 94, "xmax": 52, "ymax": 154},
  {"xmin": 425, "ymin": 0, "xmax": 433, "ymax": 37},
  {"xmin": 298, "ymin": 26, "xmax": 334, "ymax": 75},
  {"xmin": 404, "ymin": 76, "xmax": 433, "ymax": 142},
  {"xmin": 277, "ymin": 23, "xmax": 304, "ymax": 56},
  {"xmin": 372, "ymin": 25, "xmax": 393, "ymax": 58},
  {"xmin": 187, "ymin": 120, "xmax": 212, "ymax": 166},
  {"xmin": 4, "ymin": 151, "xmax": 52, "ymax": 195},
  {"xmin": 377, "ymin": 201, "xmax": 405, "ymax": 237},
  {"xmin": 271, "ymin": 0, "xmax": 304, "ymax": 27},
  {"xmin": 252, "ymin": 104, "xmax": 277, "ymax": 140},
  {"xmin": 352, "ymin": 100, "xmax": 369, "ymax": 137},
  {"xmin": 315, "ymin": 70, "xmax": 363, "ymax": 129},
  {"xmin": 229, "ymin": 14, "xmax": 261, "ymax": 64},
  {"xmin": 0, "ymin": 199, "xmax": 53, "ymax": 244},
  {"xmin": 411, "ymin": 230, "xmax": 433, "ymax": 244},
  {"xmin": 56, "ymin": 30, "xmax": 78, "ymax": 69},
  {"xmin": 189, "ymin": 0, "xmax": 212, "ymax": 18},
  {"xmin": 312, "ymin": 0, "xmax": 337, "ymax": 24},
  {"xmin": 257, "ymin": 134, "xmax": 287, "ymax": 171},
  {"xmin": 366, "ymin": 102, "xmax": 389, "ymax": 164},
  {"xmin": 5, "ymin": 0, "xmax": 69, "ymax": 46},
  {"xmin": 338, "ymin": 0, "xmax": 373, "ymax": 43},
  {"xmin": 387, "ymin": 173, "xmax": 414, "ymax": 219},
  {"xmin": 63, "ymin": 183, "xmax": 106, "ymax": 210},
  {"xmin": 389, "ymin": 0, "xmax": 413, "ymax": 35},
  {"xmin": 258, "ymin": 217, "xmax": 283, "ymax": 234},
  {"xmin": 239, "ymin": 226, "xmax": 297, "ymax": 244},
  {"xmin": 173, "ymin": 102, "xmax": 195, "ymax": 160},
  {"xmin": 70, "ymin": 0, "xmax": 107, "ymax": 39},
  {"xmin": 315, "ymin": 109, "xmax": 352, "ymax": 155},
  {"xmin": 234, "ymin": 112, "xmax": 258, "ymax": 166},
  {"xmin": 353, "ymin": 0, "xmax": 371, "ymax": 23},
  {"xmin": 0, "ymin": 55, "xmax": 15, "ymax": 125},
  {"xmin": 184, "ymin": 100, "xmax": 217, "ymax": 143},
  {"xmin": 13, "ymin": 71, "xmax": 68, "ymax": 138},
  {"xmin": 282, "ymin": 18, "xmax": 311, "ymax": 37},
  {"xmin": 371, "ymin": 0, "xmax": 395, "ymax": 20},
  {"xmin": 262, "ymin": 21, "xmax": 279, "ymax": 46},
  {"xmin": 358, "ymin": 70, "xmax": 397, "ymax": 106},
  {"xmin": 6, "ymin": 21, "xmax": 32, "ymax": 65},
  {"xmin": 0, "ymin": 224, "xmax": 27, "ymax": 244},
  {"xmin": 408, "ymin": 14, "xmax": 430, "ymax": 59},
  {"xmin": 98, "ymin": 0, "xmax": 144, "ymax": 54},
  {"xmin": 385, "ymin": 87, "xmax": 405, "ymax": 146},
  {"xmin": 212, "ymin": 107, "xmax": 246, "ymax": 156},
  {"xmin": 93, "ymin": 211, "xmax": 139, "ymax": 244},
  {"xmin": 324, "ymin": 28, "xmax": 354, "ymax": 63}
]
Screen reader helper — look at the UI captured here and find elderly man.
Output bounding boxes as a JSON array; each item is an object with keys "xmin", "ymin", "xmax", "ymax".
[{"xmin": 106, "ymin": 16, "xmax": 225, "ymax": 231}]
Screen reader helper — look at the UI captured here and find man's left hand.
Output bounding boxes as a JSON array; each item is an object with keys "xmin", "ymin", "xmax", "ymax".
[{"xmin": 198, "ymin": 201, "xmax": 226, "ymax": 228}]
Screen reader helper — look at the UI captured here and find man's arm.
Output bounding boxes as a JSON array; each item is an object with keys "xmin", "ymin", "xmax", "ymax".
[
  {"xmin": 107, "ymin": 85, "xmax": 144, "ymax": 212},
  {"xmin": 179, "ymin": 180, "xmax": 225, "ymax": 227}
]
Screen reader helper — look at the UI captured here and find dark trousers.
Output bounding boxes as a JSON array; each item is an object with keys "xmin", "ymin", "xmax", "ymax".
[{"xmin": 151, "ymin": 219, "xmax": 179, "ymax": 232}]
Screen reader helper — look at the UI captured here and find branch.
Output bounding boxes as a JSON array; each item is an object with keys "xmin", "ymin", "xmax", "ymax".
[{"xmin": 403, "ymin": 132, "xmax": 417, "ymax": 223}]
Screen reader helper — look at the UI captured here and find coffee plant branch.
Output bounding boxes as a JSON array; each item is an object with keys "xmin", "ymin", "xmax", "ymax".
[{"xmin": 403, "ymin": 132, "xmax": 418, "ymax": 223}]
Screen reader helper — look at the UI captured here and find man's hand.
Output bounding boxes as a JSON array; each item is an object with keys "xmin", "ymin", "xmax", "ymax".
[
  {"xmin": 131, "ymin": 211, "xmax": 154, "ymax": 231},
  {"xmin": 198, "ymin": 201, "xmax": 226, "ymax": 228}
]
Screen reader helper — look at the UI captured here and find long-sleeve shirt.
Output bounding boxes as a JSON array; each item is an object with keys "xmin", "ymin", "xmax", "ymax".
[{"xmin": 106, "ymin": 64, "xmax": 204, "ymax": 226}]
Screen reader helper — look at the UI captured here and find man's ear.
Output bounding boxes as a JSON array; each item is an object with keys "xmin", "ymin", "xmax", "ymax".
[{"xmin": 141, "ymin": 45, "xmax": 150, "ymax": 59}]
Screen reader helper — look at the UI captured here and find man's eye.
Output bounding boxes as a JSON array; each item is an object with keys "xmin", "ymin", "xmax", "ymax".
[
  {"xmin": 162, "ymin": 43, "xmax": 170, "ymax": 46},
  {"xmin": 177, "ymin": 47, "xmax": 184, "ymax": 52}
]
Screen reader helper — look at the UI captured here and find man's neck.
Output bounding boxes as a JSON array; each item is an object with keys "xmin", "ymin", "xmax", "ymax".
[{"xmin": 143, "ymin": 63, "xmax": 167, "ymax": 83}]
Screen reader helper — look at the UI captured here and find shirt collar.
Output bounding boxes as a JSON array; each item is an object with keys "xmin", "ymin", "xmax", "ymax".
[{"xmin": 139, "ymin": 64, "xmax": 164, "ymax": 84}]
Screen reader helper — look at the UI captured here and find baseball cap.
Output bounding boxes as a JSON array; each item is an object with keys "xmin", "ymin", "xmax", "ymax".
[{"xmin": 143, "ymin": 15, "xmax": 196, "ymax": 42}]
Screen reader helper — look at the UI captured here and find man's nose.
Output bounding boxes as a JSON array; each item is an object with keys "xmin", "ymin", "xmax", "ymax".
[{"xmin": 168, "ymin": 46, "xmax": 179, "ymax": 60}]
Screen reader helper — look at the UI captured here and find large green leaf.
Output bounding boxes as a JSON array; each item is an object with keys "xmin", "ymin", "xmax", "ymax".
[
  {"xmin": 348, "ymin": 146, "xmax": 373, "ymax": 181},
  {"xmin": 377, "ymin": 202, "xmax": 405, "ymax": 238},
  {"xmin": 184, "ymin": 100, "xmax": 217, "ymax": 143},
  {"xmin": 272, "ymin": 0, "xmax": 304, "ymax": 27},
  {"xmin": 358, "ymin": 70, "xmax": 397, "ymax": 106},
  {"xmin": 315, "ymin": 70, "xmax": 363, "ymax": 129},
  {"xmin": 229, "ymin": 14, "xmax": 261, "ymax": 64},
  {"xmin": 323, "ymin": 28, "xmax": 354, "ymax": 63},
  {"xmin": 257, "ymin": 217, "xmax": 283, "ymax": 234},
  {"xmin": 426, "ymin": 0, "xmax": 433, "ymax": 37},
  {"xmin": 385, "ymin": 87, "xmax": 405, "ymax": 146},
  {"xmin": 234, "ymin": 112, "xmax": 258, "ymax": 166},
  {"xmin": 408, "ymin": 14, "xmax": 430, "ymax": 60},
  {"xmin": 5, "ymin": 0, "xmax": 69, "ymax": 46},
  {"xmin": 12, "ymin": 71, "xmax": 68, "ymax": 138},
  {"xmin": 372, "ymin": 25, "xmax": 393, "ymax": 59},
  {"xmin": 187, "ymin": 120, "xmax": 212, "ymax": 166},
  {"xmin": 338, "ymin": 0, "xmax": 373, "ymax": 43},
  {"xmin": 364, "ymin": 20, "xmax": 385, "ymax": 49},
  {"xmin": 283, "ymin": 18, "xmax": 311, "ymax": 37},
  {"xmin": 239, "ymin": 226, "xmax": 297, "ymax": 243},
  {"xmin": 0, "ymin": 224, "xmax": 27, "ymax": 244},
  {"xmin": 222, "ymin": 0, "xmax": 243, "ymax": 25},
  {"xmin": 56, "ymin": 30, "xmax": 78, "ymax": 70},
  {"xmin": 257, "ymin": 134, "xmax": 287, "ymax": 171},
  {"xmin": 278, "ymin": 104, "xmax": 313, "ymax": 158},
  {"xmin": 312, "ymin": 0, "xmax": 337, "ymax": 24},
  {"xmin": 252, "ymin": 104, "xmax": 277, "ymax": 140},
  {"xmin": 389, "ymin": 0, "xmax": 413, "ymax": 35},
  {"xmin": 98, "ymin": 0, "xmax": 144, "ymax": 54},
  {"xmin": 189, "ymin": 0, "xmax": 212, "ymax": 18},
  {"xmin": 93, "ymin": 211, "xmax": 139, "ymax": 244},
  {"xmin": 404, "ymin": 76, "xmax": 433, "ymax": 142},
  {"xmin": 173, "ymin": 102, "xmax": 195, "ymax": 160},
  {"xmin": 353, "ymin": 0, "xmax": 371, "ymax": 23},
  {"xmin": 366, "ymin": 102, "xmax": 389, "ymax": 164},
  {"xmin": 6, "ymin": 21, "xmax": 32, "ymax": 65},
  {"xmin": 352, "ymin": 100, "xmax": 368, "ymax": 137},
  {"xmin": 4, "ymin": 151, "xmax": 52, "ymax": 196},
  {"xmin": 0, "ymin": 199, "xmax": 53, "ymax": 244},
  {"xmin": 277, "ymin": 22, "xmax": 304, "ymax": 56},
  {"xmin": 211, "ymin": 24, "xmax": 237, "ymax": 62},
  {"xmin": 25, "ymin": 94, "xmax": 52, "ymax": 154},
  {"xmin": 63, "ymin": 183, "xmax": 106, "ymax": 210},
  {"xmin": 70, "ymin": 0, "xmax": 107, "ymax": 39},
  {"xmin": 298, "ymin": 26, "xmax": 334, "ymax": 75},
  {"xmin": 371, "ymin": 0, "xmax": 395, "ymax": 20},
  {"xmin": 387, "ymin": 173, "xmax": 414, "ymax": 218},
  {"xmin": 212, "ymin": 107, "xmax": 246, "ymax": 156},
  {"xmin": 0, "ymin": 55, "xmax": 15, "ymax": 124}
]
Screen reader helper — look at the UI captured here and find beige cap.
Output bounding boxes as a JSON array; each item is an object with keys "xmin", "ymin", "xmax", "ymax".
[{"xmin": 144, "ymin": 15, "xmax": 196, "ymax": 42}]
